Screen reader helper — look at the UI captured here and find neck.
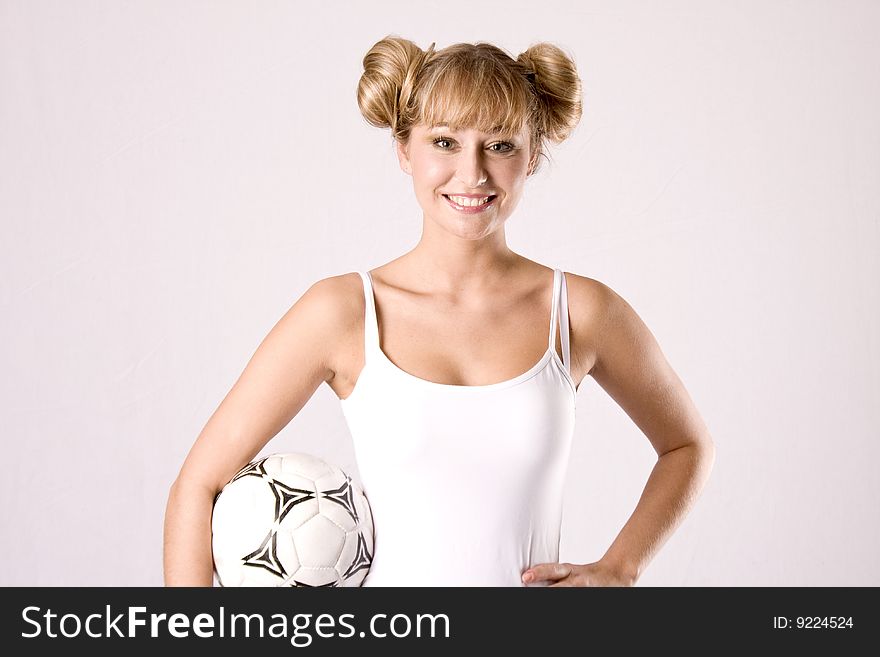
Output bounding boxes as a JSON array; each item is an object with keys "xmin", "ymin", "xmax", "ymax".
[{"xmin": 400, "ymin": 231, "xmax": 521, "ymax": 298}]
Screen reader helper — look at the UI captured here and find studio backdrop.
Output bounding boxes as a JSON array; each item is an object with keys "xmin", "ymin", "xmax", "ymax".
[{"xmin": 1, "ymin": 0, "xmax": 877, "ymax": 586}]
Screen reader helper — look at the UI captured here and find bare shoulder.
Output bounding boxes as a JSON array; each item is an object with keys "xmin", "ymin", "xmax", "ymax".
[
  {"xmin": 560, "ymin": 271, "xmax": 611, "ymax": 379},
  {"xmin": 568, "ymin": 274, "xmax": 715, "ymax": 455},
  {"xmin": 178, "ymin": 272, "xmax": 365, "ymax": 487},
  {"xmin": 575, "ymin": 276, "xmax": 655, "ymax": 371},
  {"xmin": 300, "ymin": 272, "xmax": 365, "ymax": 384},
  {"xmin": 563, "ymin": 273, "xmax": 657, "ymax": 377},
  {"xmin": 305, "ymin": 272, "xmax": 364, "ymax": 318}
]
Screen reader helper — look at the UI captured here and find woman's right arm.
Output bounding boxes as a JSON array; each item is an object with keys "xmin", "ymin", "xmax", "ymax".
[{"xmin": 163, "ymin": 276, "xmax": 349, "ymax": 586}]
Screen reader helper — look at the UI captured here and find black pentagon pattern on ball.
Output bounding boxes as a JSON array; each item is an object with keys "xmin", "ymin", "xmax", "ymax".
[
  {"xmin": 319, "ymin": 475, "xmax": 359, "ymax": 522},
  {"xmin": 219, "ymin": 455, "xmax": 374, "ymax": 586},
  {"xmin": 230, "ymin": 457, "xmax": 269, "ymax": 483},
  {"xmin": 214, "ymin": 457, "xmax": 270, "ymax": 504},
  {"xmin": 290, "ymin": 578, "xmax": 338, "ymax": 587},
  {"xmin": 237, "ymin": 469, "xmax": 316, "ymax": 582},
  {"xmin": 342, "ymin": 531, "xmax": 373, "ymax": 581},
  {"xmin": 242, "ymin": 529, "xmax": 286, "ymax": 579},
  {"xmin": 268, "ymin": 478, "xmax": 316, "ymax": 525}
]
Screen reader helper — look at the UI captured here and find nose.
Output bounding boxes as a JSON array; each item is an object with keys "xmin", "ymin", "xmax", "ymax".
[{"xmin": 454, "ymin": 148, "xmax": 488, "ymax": 188}]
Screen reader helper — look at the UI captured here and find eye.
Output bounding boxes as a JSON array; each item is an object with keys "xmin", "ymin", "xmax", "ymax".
[
  {"xmin": 490, "ymin": 142, "xmax": 515, "ymax": 153},
  {"xmin": 431, "ymin": 136, "xmax": 516, "ymax": 153}
]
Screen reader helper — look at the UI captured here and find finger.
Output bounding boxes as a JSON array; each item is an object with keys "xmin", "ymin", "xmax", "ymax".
[{"xmin": 523, "ymin": 563, "xmax": 572, "ymax": 583}]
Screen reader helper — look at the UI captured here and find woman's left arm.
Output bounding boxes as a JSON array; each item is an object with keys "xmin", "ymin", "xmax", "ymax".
[{"xmin": 523, "ymin": 280, "xmax": 716, "ymax": 587}]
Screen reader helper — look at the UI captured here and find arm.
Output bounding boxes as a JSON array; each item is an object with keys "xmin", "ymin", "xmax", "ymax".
[
  {"xmin": 524, "ymin": 281, "xmax": 715, "ymax": 586},
  {"xmin": 163, "ymin": 276, "xmax": 347, "ymax": 586}
]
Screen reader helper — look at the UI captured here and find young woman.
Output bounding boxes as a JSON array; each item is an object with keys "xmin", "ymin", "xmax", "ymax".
[{"xmin": 163, "ymin": 35, "xmax": 715, "ymax": 587}]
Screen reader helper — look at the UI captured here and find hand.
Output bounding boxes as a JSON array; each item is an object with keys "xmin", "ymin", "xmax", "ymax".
[{"xmin": 521, "ymin": 560, "xmax": 636, "ymax": 587}]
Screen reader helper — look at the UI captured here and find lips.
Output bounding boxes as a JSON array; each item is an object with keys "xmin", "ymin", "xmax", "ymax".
[{"xmin": 442, "ymin": 194, "xmax": 498, "ymax": 213}]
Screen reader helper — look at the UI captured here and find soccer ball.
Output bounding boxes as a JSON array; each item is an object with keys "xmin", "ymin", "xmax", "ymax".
[{"xmin": 211, "ymin": 452, "xmax": 374, "ymax": 587}]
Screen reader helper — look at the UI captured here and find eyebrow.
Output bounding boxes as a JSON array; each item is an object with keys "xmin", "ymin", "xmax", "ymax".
[{"xmin": 429, "ymin": 123, "xmax": 506, "ymax": 133}]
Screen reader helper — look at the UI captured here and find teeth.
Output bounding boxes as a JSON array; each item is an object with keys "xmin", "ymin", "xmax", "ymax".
[{"xmin": 448, "ymin": 195, "xmax": 491, "ymax": 207}]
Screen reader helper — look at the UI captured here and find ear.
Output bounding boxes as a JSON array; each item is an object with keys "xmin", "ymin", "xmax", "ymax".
[
  {"xmin": 527, "ymin": 150, "xmax": 539, "ymax": 176},
  {"xmin": 395, "ymin": 139, "xmax": 412, "ymax": 176}
]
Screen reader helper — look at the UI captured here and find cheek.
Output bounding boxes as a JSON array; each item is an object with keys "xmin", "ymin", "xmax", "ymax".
[{"xmin": 412, "ymin": 162, "xmax": 446, "ymax": 190}]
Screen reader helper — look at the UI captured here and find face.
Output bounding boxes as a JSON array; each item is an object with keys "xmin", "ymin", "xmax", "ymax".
[{"xmin": 395, "ymin": 121, "xmax": 537, "ymax": 240}]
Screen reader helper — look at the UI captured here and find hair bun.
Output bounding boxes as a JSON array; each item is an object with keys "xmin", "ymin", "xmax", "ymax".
[
  {"xmin": 357, "ymin": 36, "xmax": 432, "ymax": 134},
  {"xmin": 517, "ymin": 43, "xmax": 583, "ymax": 143}
]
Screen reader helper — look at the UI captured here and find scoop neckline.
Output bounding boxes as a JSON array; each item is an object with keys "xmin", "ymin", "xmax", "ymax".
[
  {"xmin": 362, "ymin": 267, "xmax": 557, "ymax": 392},
  {"xmin": 338, "ymin": 267, "xmax": 578, "ymax": 402},
  {"xmin": 374, "ymin": 344, "xmax": 556, "ymax": 392}
]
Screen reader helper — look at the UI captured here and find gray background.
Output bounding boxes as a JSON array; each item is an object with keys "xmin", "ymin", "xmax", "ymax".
[{"xmin": 1, "ymin": 0, "xmax": 877, "ymax": 585}]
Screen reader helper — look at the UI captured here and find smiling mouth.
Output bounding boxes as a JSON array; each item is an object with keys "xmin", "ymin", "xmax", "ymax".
[{"xmin": 442, "ymin": 194, "xmax": 498, "ymax": 212}]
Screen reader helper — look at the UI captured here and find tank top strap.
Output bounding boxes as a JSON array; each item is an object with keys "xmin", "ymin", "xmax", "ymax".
[
  {"xmin": 548, "ymin": 268, "xmax": 571, "ymax": 374},
  {"xmin": 355, "ymin": 271, "xmax": 380, "ymax": 363}
]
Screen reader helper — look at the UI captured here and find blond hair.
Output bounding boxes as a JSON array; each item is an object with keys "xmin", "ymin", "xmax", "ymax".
[{"xmin": 357, "ymin": 35, "xmax": 583, "ymax": 175}]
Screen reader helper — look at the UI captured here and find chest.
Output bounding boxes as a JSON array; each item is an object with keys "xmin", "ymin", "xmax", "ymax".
[
  {"xmin": 379, "ymin": 304, "xmax": 564, "ymax": 382},
  {"xmin": 330, "ymin": 278, "xmax": 587, "ymax": 400}
]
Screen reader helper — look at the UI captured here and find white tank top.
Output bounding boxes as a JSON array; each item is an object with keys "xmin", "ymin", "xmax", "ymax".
[{"xmin": 339, "ymin": 268, "xmax": 577, "ymax": 586}]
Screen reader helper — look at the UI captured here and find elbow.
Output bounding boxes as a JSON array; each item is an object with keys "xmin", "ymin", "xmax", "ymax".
[
  {"xmin": 664, "ymin": 434, "xmax": 715, "ymax": 476},
  {"xmin": 696, "ymin": 434, "xmax": 716, "ymax": 480},
  {"xmin": 167, "ymin": 470, "xmax": 223, "ymax": 504},
  {"xmin": 703, "ymin": 433, "xmax": 716, "ymax": 464}
]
